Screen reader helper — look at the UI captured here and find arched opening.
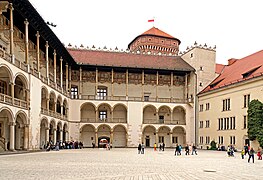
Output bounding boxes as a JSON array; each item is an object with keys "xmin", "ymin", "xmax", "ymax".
[
  {"xmin": 97, "ymin": 103, "xmax": 111, "ymax": 123},
  {"xmin": 49, "ymin": 92, "xmax": 56, "ymax": 112},
  {"xmin": 57, "ymin": 121, "xmax": 62, "ymax": 143},
  {"xmin": 80, "ymin": 124, "xmax": 95, "ymax": 148},
  {"xmin": 0, "ymin": 65, "xmax": 12, "ymax": 96},
  {"xmin": 172, "ymin": 106, "xmax": 186, "ymax": 125},
  {"xmin": 41, "ymin": 87, "xmax": 48, "ymax": 110},
  {"xmin": 15, "ymin": 112, "xmax": 27, "ymax": 150},
  {"xmin": 112, "ymin": 104, "xmax": 127, "ymax": 123},
  {"xmin": 0, "ymin": 108, "xmax": 13, "ymax": 151},
  {"xmin": 40, "ymin": 118, "xmax": 48, "ymax": 149},
  {"xmin": 49, "ymin": 120, "xmax": 56, "ymax": 143},
  {"xmin": 14, "ymin": 75, "xmax": 28, "ymax": 101},
  {"xmin": 112, "ymin": 125, "xmax": 127, "ymax": 147},
  {"xmin": 158, "ymin": 126, "xmax": 171, "ymax": 147},
  {"xmin": 63, "ymin": 123, "xmax": 68, "ymax": 142},
  {"xmin": 63, "ymin": 99, "xmax": 68, "ymax": 117},
  {"xmin": 56, "ymin": 95, "xmax": 62, "ymax": 114},
  {"xmin": 97, "ymin": 124, "xmax": 111, "ymax": 148},
  {"xmin": 158, "ymin": 106, "xmax": 171, "ymax": 124},
  {"xmin": 142, "ymin": 125, "xmax": 156, "ymax": 147},
  {"xmin": 80, "ymin": 102, "xmax": 96, "ymax": 123},
  {"xmin": 172, "ymin": 126, "xmax": 186, "ymax": 146},
  {"xmin": 143, "ymin": 105, "xmax": 157, "ymax": 124}
]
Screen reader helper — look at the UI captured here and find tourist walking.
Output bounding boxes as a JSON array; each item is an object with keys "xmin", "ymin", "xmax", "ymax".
[
  {"xmin": 248, "ymin": 148, "xmax": 255, "ymax": 163},
  {"xmin": 192, "ymin": 144, "xmax": 197, "ymax": 155},
  {"xmin": 141, "ymin": 143, "xmax": 145, "ymax": 154},
  {"xmin": 163, "ymin": 143, "xmax": 165, "ymax": 151},
  {"xmin": 185, "ymin": 145, "xmax": 190, "ymax": 155},
  {"xmin": 138, "ymin": 144, "xmax": 142, "ymax": 154},
  {"xmin": 244, "ymin": 144, "xmax": 249, "ymax": 155},
  {"xmin": 154, "ymin": 143, "xmax": 157, "ymax": 151},
  {"xmin": 257, "ymin": 148, "xmax": 262, "ymax": 160},
  {"xmin": 241, "ymin": 149, "xmax": 245, "ymax": 159}
]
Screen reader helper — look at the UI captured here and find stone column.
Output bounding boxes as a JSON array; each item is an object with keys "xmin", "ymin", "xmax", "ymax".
[
  {"xmin": 24, "ymin": 19, "xmax": 29, "ymax": 65},
  {"xmin": 54, "ymin": 101, "xmax": 57, "ymax": 113},
  {"xmin": 47, "ymin": 99, "xmax": 50, "ymax": 112},
  {"xmin": 69, "ymin": 66, "xmax": 72, "ymax": 93},
  {"xmin": 126, "ymin": 69, "xmax": 128, "ymax": 97},
  {"xmin": 36, "ymin": 31, "xmax": 40, "ymax": 73},
  {"xmin": 53, "ymin": 50, "xmax": 57, "ymax": 84},
  {"xmin": 23, "ymin": 124, "xmax": 29, "ymax": 150},
  {"xmin": 156, "ymin": 71, "xmax": 158, "ymax": 100},
  {"xmin": 60, "ymin": 57, "xmax": 63, "ymax": 89},
  {"xmin": 95, "ymin": 68, "xmax": 98, "ymax": 98},
  {"xmin": 11, "ymin": 82, "xmax": 14, "ymax": 104},
  {"xmin": 66, "ymin": 63, "xmax": 69, "ymax": 93},
  {"xmin": 9, "ymin": 122, "xmax": 15, "ymax": 151},
  {"xmin": 95, "ymin": 131, "xmax": 98, "ymax": 147},
  {"xmin": 60, "ymin": 103, "xmax": 63, "ymax": 115},
  {"xmin": 95, "ymin": 108, "xmax": 98, "ymax": 122},
  {"xmin": 111, "ymin": 69, "xmax": 114, "ymax": 97},
  {"xmin": 185, "ymin": 74, "xmax": 188, "ymax": 101},
  {"xmin": 45, "ymin": 128, "xmax": 49, "ymax": 143},
  {"xmin": 45, "ymin": 41, "xmax": 49, "ymax": 80},
  {"xmin": 53, "ymin": 129, "xmax": 57, "ymax": 143},
  {"xmin": 170, "ymin": 132, "xmax": 173, "ymax": 147},
  {"xmin": 170, "ymin": 72, "xmax": 173, "ymax": 101},
  {"xmin": 79, "ymin": 67, "xmax": 82, "ymax": 99},
  {"xmin": 9, "ymin": 3, "xmax": 14, "ymax": 62},
  {"xmin": 15, "ymin": 125, "xmax": 20, "ymax": 149},
  {"xmin": 155, "ymin": 131, "xmax": 158, "ymax": 144},
  {"xmin": 142, "ymin": 70, "xmax": 144, "ymax": 99},
  {"xmin": 60, "ymin": 130, "xmax": 63, "ymax": 142},
  {"xmin": 110, "ymin": 130, "xmax": 113, "ymax": 144}
]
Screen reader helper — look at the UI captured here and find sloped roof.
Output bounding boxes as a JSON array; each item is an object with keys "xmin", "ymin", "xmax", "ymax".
[
  {"xmin": 128, "ymin": 27, "xmax": 181, "ymax": 48},
  {"xmin": 142, "ymin": 27, "xmax": 175, "ymax": 38},
  {"xmin": 215, "ymin": 64, "xmax": 226, "ymax": 74},
  {"xmin": 68, "ymin": 48, "xmax": 195, "ymax": 72},
  {"xmin": 200, "ymin": 50, "xmax": 263, "ymax": 94}
]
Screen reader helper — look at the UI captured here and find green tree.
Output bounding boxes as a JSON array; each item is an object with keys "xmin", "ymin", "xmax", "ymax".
[{"xmin": 247, "ymin": 99, "xmax": 263, "ymax": 147}]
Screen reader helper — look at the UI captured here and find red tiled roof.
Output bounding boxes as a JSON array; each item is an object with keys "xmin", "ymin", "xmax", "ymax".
[
  {"xmin": 215, "ymin": 64, "xmax": 225, "ymax": 74},
  {"xmin": 200, "ymin": 50, "xmax": 263, "ymax": 94},
  {"xmin": 68, "ymin": 48, "xmax": 195, "ymax": 72},
  {"xmin": 142, "ymin": 27, "xmax": 175, "ymax": 38}
]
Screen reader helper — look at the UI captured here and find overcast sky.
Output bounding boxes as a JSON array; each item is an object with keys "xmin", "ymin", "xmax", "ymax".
[{"xmin": 29, "ymin": 0, "xmax": 263, "ymax": 65}]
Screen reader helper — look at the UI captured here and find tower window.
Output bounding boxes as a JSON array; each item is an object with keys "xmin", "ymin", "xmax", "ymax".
[{"xmin": 190, "ymin": 53, "xmax": 193, "ymax": 58}]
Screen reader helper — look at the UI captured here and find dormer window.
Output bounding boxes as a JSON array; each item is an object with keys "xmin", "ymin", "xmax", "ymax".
[
  {"xmin": 209, "ymin": 79, "xmax": 224, "ymax": 88},
  {"xmin": 242, "ymin": 66, "xmax": 261, "ymax": 78}
]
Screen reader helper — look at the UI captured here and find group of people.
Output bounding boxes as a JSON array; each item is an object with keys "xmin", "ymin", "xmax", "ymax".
[
  {"xmin": 45, "ymin": 140, "xmax": 84, "ymax": 151},
  {"xmin": 242, "ymin": 144, "xmax": 262, "ymax": 163},
  {"xmin": 137, "ymin": 143, "xmax": 145, "ymax": 154}
]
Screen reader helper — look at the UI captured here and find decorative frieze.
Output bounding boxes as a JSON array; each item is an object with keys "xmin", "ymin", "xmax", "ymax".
[
  {"xmin": 158, "ymin": 74, "xmax": 171, "ymax": 86},
  {"xmin": 113, "ymin": 72, "xmax": 126, "ymax": 84},
  {"xmin": 173, "ymin": 75, "xmax": 185, "ymax": 86},
  {"xmin": 98, "ymin": 71, "xmax": 111, "ymax": 83},
  {"xmin": 128, "ymin": 73, "xmax": 142, "ymax": 85},
  {"xmin": 144, "ymin": 74, "xmax": 156, "ymax": 85},
  {"xmin": 82, "ymin": 71, "xmax": 96, "ymax": 82}
]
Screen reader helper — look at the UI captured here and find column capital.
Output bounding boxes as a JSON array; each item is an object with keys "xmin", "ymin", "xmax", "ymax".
[
  {"xmin": 24, "ymin": 19, "xmax": 29, "ymax": 25},
  {"xmin": 8, "ymin": 3, "xmax": 13, "ymax": 10},
  {"xmin": 65, "ymin": 63, "xmax": 68, "ymax": 67},
  {"xmin": 8, "ymin": 122, "xmax": 16, "ymax": 126},
  {"xmin": 45, "ymin": 41, "xmax": 49, "ymax": 48},
  {"xmin": 36, "ymin": 31, "xmax": 40, "ymax": 37},
  {"xmin": 45, "ymin": 127, "xmax": 50, "ymax": 130},
  {"xmin": 60, "ymin": 57, "xmax": 63, "ymax": 61},
  {"xmin": 53, "ymin": 49, "xmax": 56, "ymax": 55}
]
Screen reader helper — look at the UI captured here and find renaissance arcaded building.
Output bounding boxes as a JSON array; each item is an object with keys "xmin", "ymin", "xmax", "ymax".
[{"xmin": 0, "ymin": 0, "xmax": 219, "ymax": 151}]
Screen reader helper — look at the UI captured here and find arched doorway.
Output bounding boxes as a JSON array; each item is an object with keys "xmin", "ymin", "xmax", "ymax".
[
  {"xmin": 40, "ymin": 118, "xmax": 48, "ymax": 149},
  {"xmin": 0, "ymin": 65, "xmax": 12, "ymax": 97},
  {"xmin": 49, "ymin": 120, "xmax": 56, "ymax": 143},
  {"xmin": 142, "ymin": 125, "xmax": 156, "ymax": 147},
  {"xmin": 41, "ymin": 87, "xmax": 48, "ymax": 110},
  {"xmin": 158, "ymin": 106, "xmax": 171, "ymax": 124},
  {"xmin": 112, "ymin": 125, "xmax": 127, "ymax": 147},
  {"xmin": 143, "ymin": 105, "xmax": 157, "ymax": 124},
  {"xmin": 172, "ymin": 126, "xmax": 186, "ymax": 146},
  {"xmin": 112, "ymin": 104, "xmax": 127, "ymax": 123},
  {"xmin": 172, "ymin": 106, "xmax": 186, "ymax": 125},
  {"xmin": 80, "ymin": 102, "xmax": 96, "ymax": 123},
  {"xmin": 14, "ymin": 74, "xmax": 28, "ymax": 101},
  {"xmin": 97, "ymin": 125, "xmax": 111, "ymax": 147},
  {"xmin": 158, "ymin": 126, "xmax": 171, "ymax": 147},
  {"xmin": 80, "ymin": 124, "xmax": 95, "ymax": 147},
  {"xmin": 0, "ymin": 108, "xmax": 13, "ymax": 151}
]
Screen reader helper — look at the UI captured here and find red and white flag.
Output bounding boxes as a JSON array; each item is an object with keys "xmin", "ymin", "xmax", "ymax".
[{"xmin": 148, "ymin": 19, "xmax": 154, "ymax": 22}]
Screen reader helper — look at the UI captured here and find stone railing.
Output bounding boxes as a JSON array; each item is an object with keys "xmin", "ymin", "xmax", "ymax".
[
  {"xmin": 41, "ymin": 108, "xmax": 68, "ymax": 121},
  {"xmin": 80, "ymin": 118, "xmax": 127, "ymax": 123},
  {"xmin": 143, "ymin": 118, "xmax": 186, "ymax": 125},
  {"xmin": 0, "ymin": 93, "xmax": 28, "ymax": 109}
]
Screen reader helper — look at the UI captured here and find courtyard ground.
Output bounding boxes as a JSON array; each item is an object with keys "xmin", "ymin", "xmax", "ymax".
[{"xmin": 0, "ymin": 148, "xmax": 262, "ymax": 180}]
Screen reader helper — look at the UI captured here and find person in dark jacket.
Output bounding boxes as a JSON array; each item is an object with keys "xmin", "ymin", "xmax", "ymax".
[{"xmin": 138, "ymin": 144, "xmax": 142, "ymax": 154}]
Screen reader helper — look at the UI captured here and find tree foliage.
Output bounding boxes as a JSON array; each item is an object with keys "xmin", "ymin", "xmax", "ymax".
[{"xmin": 247, "ymin": 99, "xmax": 263, "ymax": 147}]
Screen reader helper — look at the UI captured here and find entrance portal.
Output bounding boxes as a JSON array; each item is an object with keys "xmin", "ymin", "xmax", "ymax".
[
  {"xmin": 98, "ymin": 136, "xmax": 110, "ymax": 148},
  {"xmin": 146, "ymin": 136, "xmax": 150, "ymax": 147}
]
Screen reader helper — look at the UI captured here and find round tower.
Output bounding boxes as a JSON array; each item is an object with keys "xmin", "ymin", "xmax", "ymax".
[{"xmin": 128, "ymin": 27, "xmax": 181, "ymax": 55}]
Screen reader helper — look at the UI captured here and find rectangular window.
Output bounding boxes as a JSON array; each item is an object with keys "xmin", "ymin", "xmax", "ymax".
[
  {"xmin": 224, "ymin": 118, "xmax": 227, "ymax": 130},
  {"xmin": 205, "ymin": 103, "xmax": 210, "ymax": 110},
  {"xmin": 199, "ymin": 104, "xmax": 204, "ymax": 112},
  {"xmin": 144, "ymin": 96, "xmax": 149, "ymax": 101},
  {"xmin": 200, "ymin": 136, "xmax": 203, "ymax": 144},
  {"xmin": 205, "ymin": 136, "xmax": 210, "ymax": 144},
  {"xmin": 70, "ymin": 87, "xmax": 78, "ymax": 99},
  {"xmin": 227, "ymin": 118, "xmax": 229, "ymax": 130},
  {"xmin": 218, "ymin": 119, "xmax": 220, "ymax": 130},
  {"xmin": 172, "ymin": 137, "xmax": 178, "ymax": 144},
  {"xmin": 199, "ymin": 121, "xmax": 203, "ymax": 128},
  {"xmin": 220, "ymin": 118, "xmax": 223, "ymax": 130},
  {"xmin": 159, "ymin": 136, "xmax": 164, "ymax": 143},
  {"xmin": 223, "ymin": 98, "xmax": 230, "ymax": 111},
  {"xmin": 221, "ymin": 136, "xmax": 224, "ymax": 144},
  {"xmin": 97, "ymin": 87, "xmax": 107, "ymax": 100},
  {"xmin": 244, "ymin": 115, "xmax": 247, "ymax": 129},
  {"xmin": 99, "ymin": 111, "xmax": 107, "ymax": 120},
  {"xmin": 205, "ymin": 120, "xmax": 210, "ymax": 128},
  {"xmin": 244, "ymin": 94, "xmax": 250, "ymax": 108},
  {"xmin": 233, "ymin": 117, "xmax": 236, "ymax": 129},
  {"xmin": 159, "ymin": 116, "xmax": 164, "ymax": 124}
]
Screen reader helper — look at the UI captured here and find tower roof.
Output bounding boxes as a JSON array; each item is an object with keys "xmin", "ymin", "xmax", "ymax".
[{"xmin": 142, "ymin": 27, "xmax": 175, "ymax": 38}]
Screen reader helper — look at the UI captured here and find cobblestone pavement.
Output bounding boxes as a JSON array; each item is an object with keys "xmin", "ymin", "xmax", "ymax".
[{"xmin": 0, "ymin": 148, "xmax": 262, "ymax": 180}]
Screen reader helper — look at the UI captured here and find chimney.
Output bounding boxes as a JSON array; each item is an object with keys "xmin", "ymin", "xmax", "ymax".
[{"xmin": 228, "ymin": 58, "xmax": 238, "ymax": 65}]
